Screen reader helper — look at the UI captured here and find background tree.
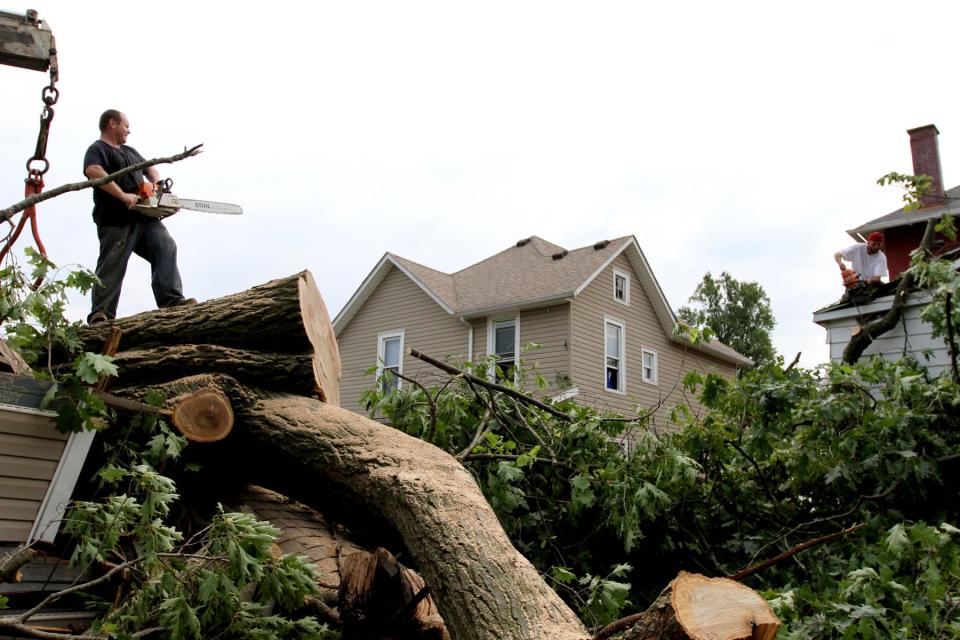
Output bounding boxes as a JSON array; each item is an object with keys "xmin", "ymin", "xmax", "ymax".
[{"xmin": 678, "ymin": 271, "xmax": 776, "ymax": 367}]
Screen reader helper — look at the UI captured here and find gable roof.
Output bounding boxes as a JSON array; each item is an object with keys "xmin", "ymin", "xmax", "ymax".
[
  {"xmin": 334, "ymin": 235, "xmax": 752, "ymax": 367},
  {"xmin": 847, "ymin": 184, "xmax": 960, "ymax": 239}
]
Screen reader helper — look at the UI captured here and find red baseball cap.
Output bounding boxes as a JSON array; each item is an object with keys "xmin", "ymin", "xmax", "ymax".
[{"xmin": 867, "ymin": 231, "xmax": 884, "ymax": 243}]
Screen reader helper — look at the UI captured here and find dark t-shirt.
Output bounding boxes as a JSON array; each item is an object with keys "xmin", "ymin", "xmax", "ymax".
[{"xmin": 83, "ymin": 140, "xmax": 150, "ymax": 226}]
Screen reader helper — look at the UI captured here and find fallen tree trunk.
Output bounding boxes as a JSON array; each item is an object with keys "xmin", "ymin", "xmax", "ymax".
[
  {"xmin": 136, "ymin": 374, "xmax": 589, "ymax": 640},
  {"xmin": 76, "ymin": 271, "xmax": 340, "ymax": 404},
  {"xmin": 111, "ymin": 345, "xmax": 318, "ymax": 395}
]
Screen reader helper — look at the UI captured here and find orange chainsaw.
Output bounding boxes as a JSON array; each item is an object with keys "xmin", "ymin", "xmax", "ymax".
[
  {"xmin": 132, "ymin": 179, "xmax": 242, "ymax": 219},
  {"xmin": 839, "ymin": 263, "xmax": 861, "ymax": 289}
]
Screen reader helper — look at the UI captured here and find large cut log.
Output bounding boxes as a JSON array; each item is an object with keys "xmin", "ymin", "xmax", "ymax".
[
  {"xmin": 608, "ymin": 572, "xmax": 779, "ymax": 640},
  {"xmin": 77, "ymin": 271, "xmax": 340, "ymax": 404},
  {"xmin": 110, "ymin": 345, "xmax": 319, "ymax": 395}
]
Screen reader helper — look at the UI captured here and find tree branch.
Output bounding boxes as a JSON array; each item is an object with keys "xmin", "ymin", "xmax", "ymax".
[
  {"xmin": 729, "ymin": 523, "xmax": 867, "ymax": 581},
  {"xmin": 392, "ymin": 370, "xmax": 438, "ymax": 441},
  {"xmin": 408, "ymin": 348, "xmax": 571, "ymax": 420},
  {"xmin": 0, "ymin": 145, "xmax": 204, "ymax": 223},
  {"xmin": 0, "ymin": 545, "xmax": 35, "ymax": 582},
  {"xmin": 456, "ymin": 407, "xmax": 492, "ymax": 460}
]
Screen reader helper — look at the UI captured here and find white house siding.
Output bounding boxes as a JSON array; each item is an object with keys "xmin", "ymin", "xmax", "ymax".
[
  {"xmin": 0, "ymin": 409, "xmax": 67, "ymax": 542},
  {"xmin": 570, "ymin": 254, "xmax": 737, "ymax": 430},
  {"xmin": 337, "ymin": 266, "xmax": 470, "ymax": 414},
  {"xmin": 816, "ymin": 294, "xmax": 950, "ymax": 377}
]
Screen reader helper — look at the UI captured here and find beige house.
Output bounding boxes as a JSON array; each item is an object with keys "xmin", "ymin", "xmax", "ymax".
[{"xmin": 334, "ymin": 235, "xmax": 751, "ymax": 429}]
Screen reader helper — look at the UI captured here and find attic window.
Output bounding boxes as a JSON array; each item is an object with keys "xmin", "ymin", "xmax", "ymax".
[
  {"xmin": 593, "ymin": 240, "xmax": 610, "ymax": 250},
  {"xmin": 551, "ymin": 250, "xmax": 568, "ymax": 261},
  {"xmin": 613, "ymin": 268, "xmax": 630, "ymax": 305}
]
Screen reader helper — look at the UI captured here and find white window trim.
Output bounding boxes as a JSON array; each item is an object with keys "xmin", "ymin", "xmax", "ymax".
[
  {"xmin": 613, "ymin": 268, "xmax": 631, "ymax": 306},
  {"xmin": 641, "ymin": 347, "xmax": 658, "ymax": 386},
  {"xmin": 377, "ymin": 329, "xmax": 405, "ymax": 391},
  {"xmin": 603, "ymin": 316, "xmax": 626, "ymax": 395},
  {"xmin": 487, "ymin": 315, "xmax": 520, "ymax": 382}
]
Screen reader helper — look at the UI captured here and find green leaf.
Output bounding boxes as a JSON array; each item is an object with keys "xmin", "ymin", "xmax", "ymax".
[
  {"xmin": 551, "ymin": 566, "xmax": 577, "ymax": 585},
  {"xmin": 885, "ymin": 523, "xmax": 910, "ymax": 556}
]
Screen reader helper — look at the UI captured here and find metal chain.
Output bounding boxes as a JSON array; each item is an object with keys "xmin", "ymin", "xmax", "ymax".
[{"xmin": 25, "ymin": 64, "xmax": 59, "ymax": 177}]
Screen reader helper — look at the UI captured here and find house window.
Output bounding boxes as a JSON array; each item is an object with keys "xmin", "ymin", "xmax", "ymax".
[
  {"xmin": 377, "ymin": 331, "xmax": 404, "ymax": 393},
  {"xmin": 604, "ymin": 318, "xmax": 625, "ymax": 393},
  {"xmin": 613, "ymin": 269, "xmax": 630, "ymax": 305},
  {"xmin": 641, "ymin": 348, "xmax": 658, "ymax": 385},
  {"xmin": 492, "ymin": 318, "xmax": 518, "ymax": 383}
]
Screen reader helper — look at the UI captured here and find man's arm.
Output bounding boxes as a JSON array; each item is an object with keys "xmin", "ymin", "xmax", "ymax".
[
  {"xmin": 144, "ymin": 166, "xmax": 160, "ymax": 184},
  {"xmin": 84, "ymin": 164, "xmax": 138, "ymax": 208},
  {"xmin": 833, "ymin": 251, "xmax": 846, "ymax": 269}
]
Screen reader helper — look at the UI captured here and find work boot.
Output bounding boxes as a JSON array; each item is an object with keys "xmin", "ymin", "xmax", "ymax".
[
  {"xmin": 88, "ymin": 311, "xmax": 109, "ymax": 325},
  {"xmin": 177, "ymin": 297, "xmax": 198, "ymax": 306}
]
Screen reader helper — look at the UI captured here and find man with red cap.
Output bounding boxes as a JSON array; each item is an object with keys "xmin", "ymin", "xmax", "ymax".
[
  {"xmin": 834, "ymin": 231, "xmax": 888, "ymax": 301},
  {"xmin": 835, "ymin": 232, "xmax": 888, "ymax": 283}
]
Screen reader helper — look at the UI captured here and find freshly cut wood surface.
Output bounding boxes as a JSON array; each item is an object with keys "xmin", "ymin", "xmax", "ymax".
[
  {"xmin": 171, "ymin": 390, "xmax": 234, "ymax": 442},
  {"xmin": 673, "ymin": 572, "xmax": 779, "ymax": 640},
  {"xmin": 615, "ymin": 571, "xmax": 780, "ymax": 640}
]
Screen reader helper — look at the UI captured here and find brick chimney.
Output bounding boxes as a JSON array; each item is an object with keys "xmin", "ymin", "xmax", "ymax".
[{"xmin": 908, "ymin": 124, "xmax": 946, "ymax": 208}]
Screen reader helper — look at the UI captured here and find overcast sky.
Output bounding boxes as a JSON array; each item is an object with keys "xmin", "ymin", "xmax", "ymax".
[{"xmin": 3, "ymin": 1, "xmax": 959, "ymax": 368}]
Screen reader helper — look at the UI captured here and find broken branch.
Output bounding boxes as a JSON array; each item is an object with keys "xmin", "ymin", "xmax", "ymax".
[
  {"xmin": 0, "ymin": 144, "xmax": 203, "ymax": 223},
  {"xmin": 407, "ymin": 347, "xmax": 571, "ymax": 420},
  {"xmin": 729, "ymin": 523, "xmax": 867, "ymax": 581}
]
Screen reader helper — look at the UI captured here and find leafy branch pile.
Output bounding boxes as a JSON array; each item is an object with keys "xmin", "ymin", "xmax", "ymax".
[{"xmin": 363, "ymin": 339, "xmax": 960, "ymax": 638}]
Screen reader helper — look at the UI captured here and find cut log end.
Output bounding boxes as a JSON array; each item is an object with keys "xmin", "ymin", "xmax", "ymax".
[
  {"xmin": 171, "ymin": 390, "xmax": 234, "ymax": 442},
  {"xmin": 671, "ymin": 572, "xmax": 779, "ymax": 640}
]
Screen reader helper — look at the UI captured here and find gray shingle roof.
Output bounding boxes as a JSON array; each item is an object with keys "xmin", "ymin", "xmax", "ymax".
[
  {"xmin": 847, "ymin": 184, "xmax": 960, "ymax": 239},
  {"xmin": 334, "ymin": 235, "xmax": 753, "ymax": 367}
]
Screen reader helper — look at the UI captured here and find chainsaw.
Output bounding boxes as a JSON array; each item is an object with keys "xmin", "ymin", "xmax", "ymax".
[
  {"xmin": 839, "ymin": 264, "xmax": 861, "ymax": 289},
  {"xmin": 132, "ymin": 178, "xmax": 243, "ymax": 219}
]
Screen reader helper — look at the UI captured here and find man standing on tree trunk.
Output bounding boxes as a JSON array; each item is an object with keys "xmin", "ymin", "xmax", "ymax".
[
  {"xmin": 83, "ymin": 109, "xmax": 195, "ymax": 324},
  {"xmin": 834, "ymin": 231, "xmax": 888, "ymax": 304}
]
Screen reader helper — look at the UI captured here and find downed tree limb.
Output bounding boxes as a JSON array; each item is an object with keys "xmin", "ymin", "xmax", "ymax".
[
  {"xmin": 76, "ymin": 271, "xmax": 340, "ymax": 404},
  {"xmin": 0, "ymin": 546, "xmax": 35, "ymax": 583},
  {"xmin": 408, "ymin": 347, "xmax": 571, "ymax": 420},
  {"xmin": 135, "ymin": 373, "xmax": 588, "ymax": 640},
  {"xmin": 728, "ymin": 523, "xmax": 867, "ymax": 582},
  {"xmin": 95, "ymin": 388, "xmax": 234, "ymax": 442},
  {"xmin": 0, "ymin": 144, "xmax": 203, "ymax": 223}
]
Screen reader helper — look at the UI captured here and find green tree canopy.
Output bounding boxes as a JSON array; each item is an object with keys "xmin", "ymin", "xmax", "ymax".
[{"xmin": 678, "ymin": 271, "xmax": 776, "ymax": 367}]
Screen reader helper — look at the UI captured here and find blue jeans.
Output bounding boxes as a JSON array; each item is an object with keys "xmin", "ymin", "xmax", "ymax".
[{"xmin": 89, "ymin": 219, "xmax": 186, "ymax": 321}]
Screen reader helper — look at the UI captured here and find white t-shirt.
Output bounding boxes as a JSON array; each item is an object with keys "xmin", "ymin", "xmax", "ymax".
[{"xmin": 841, "ymin": 243, "xmax": 888, "ymax": 281}]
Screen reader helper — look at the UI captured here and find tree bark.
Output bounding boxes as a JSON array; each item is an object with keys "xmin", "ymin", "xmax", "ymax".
[
  {"xmin": 77, "ymin": 271, "xmax": 340, "ymax": 404},
  {"xmin": 110, "ymin": 345, "xmax": 318, "ymax": 395}
]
